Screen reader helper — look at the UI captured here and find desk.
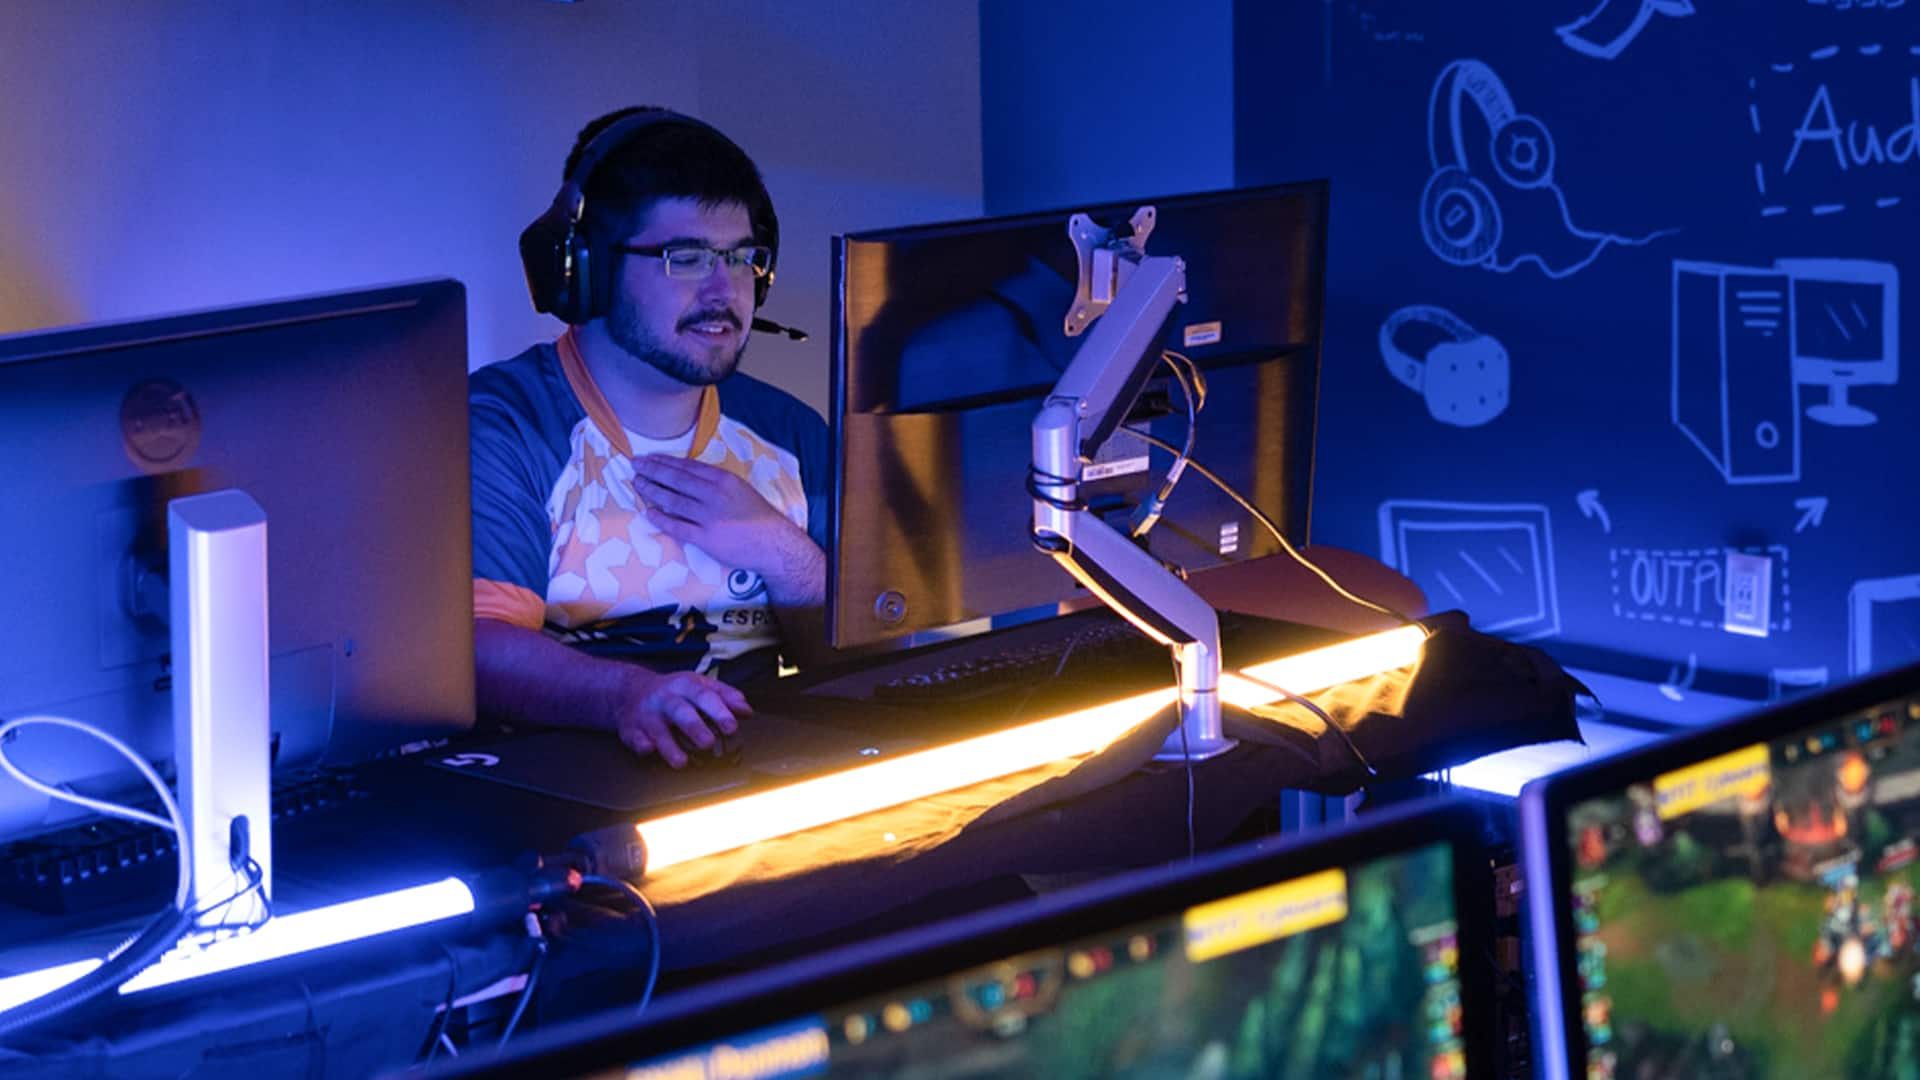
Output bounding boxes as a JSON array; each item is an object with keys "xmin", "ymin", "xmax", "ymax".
[{"xmin": 0, "ymin": 549, "xmax": 1579, "ymax": 1076}]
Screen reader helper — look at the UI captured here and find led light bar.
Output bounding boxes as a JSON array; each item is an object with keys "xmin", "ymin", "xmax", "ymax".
[
  {"xmin": 0, "ymin": 877, "xmax": 474, "ymax": 1016},
  {"xmin": 628, "ymin": 626, "xmax": 1427, "ymax": 876}
]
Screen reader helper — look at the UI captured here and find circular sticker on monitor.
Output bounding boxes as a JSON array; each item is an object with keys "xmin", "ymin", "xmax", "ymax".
[{"xmin": 120, "ymin": 379, "xmax": 202, "ymax": 471}]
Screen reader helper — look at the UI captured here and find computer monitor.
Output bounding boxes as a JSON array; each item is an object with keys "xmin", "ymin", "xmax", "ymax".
[
  {"xmin": 1520, "ymin": 661, "xmax": 1920, "ymax": 1080},
  {"xmin": 828, "ymin": 183, "xmax": 1327, "ymax": 649},
  {"xmin": 0, "ymin": 280, "xmax": 475, "ymax": 843},
  {"xmin": 1778, "ymin": 258, "xmax": 1899, "ymax": 428},
  {"xmin": 436, "ymin": 799, "xmax": 1495, "ymax": 1080}
]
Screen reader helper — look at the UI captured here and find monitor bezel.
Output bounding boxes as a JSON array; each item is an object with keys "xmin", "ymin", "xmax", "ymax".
[
  {"xmin": 1519, "ymin": 658, "xmax": 1920, "ymax": 1078},
  {"xmin": 440, "ymin": 797, "xmax": 1495, "ymax": 1079}
]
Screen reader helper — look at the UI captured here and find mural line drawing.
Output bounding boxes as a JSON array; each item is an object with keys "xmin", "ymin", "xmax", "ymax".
[
  {"xmin": 1750, "ymin": 43, "xmax": 1916, "ymax": 216},
  {"xmin": 1576, "ymin": 489, "xmax": 1613, "ymax": 533},
  {"xmin": 1794, "ymin": 496, "xmax": 1830, "ymax": 532},
  {"xmin": 1672, "ymin": 258, "xmax": 1898, "ymax": 485},
  {"xmin": 1422, "ymin": 59, "xmax": 1679, "ymax": 279},
  {"xmin": 1557, "ymin": 0, "xmax": 1695, "ymax": 61},
  {"xmin": 1609, "ymin": 545, "xmax": 1792, "ymax": 633},
  {"xmin": 1850, "ymin": 573, "xmax": 1920, "ymax": 674},
  {"xmin": 1377, "ymin": 305, "xmax": 1509, "ymax": 426},
  {"xmin": 1805, "ymin": 0, "xmax": 1909, "ymax": 11},
  {"xmin": 1768, "ymin": 666, "xmax": 1830, "ymax": 702},
  {"xmin": 1379, "ymin": 500, "xmax": 1561, "ymax": 640},
  {"xmin": 1658, "ymin": 651, "xmax": 1698, "ymax": 701}
]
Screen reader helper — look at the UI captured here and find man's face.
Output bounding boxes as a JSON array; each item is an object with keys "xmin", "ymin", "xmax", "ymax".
[{"xmin": 606, "ymin": 197, "xmax": 758, "ymax": 387}]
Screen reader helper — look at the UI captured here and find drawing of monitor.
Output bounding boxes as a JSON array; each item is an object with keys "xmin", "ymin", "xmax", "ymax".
[
  {"xmin": 0, "ymin": 281, "xmax": 475, "ymax": 844},
  {"xmin": 1519, "ymin": 661, "xmax": 1920, "ymax": 1080},
  {"xmin": 435, "ymin": 799, "xmax": 1496, "ymax": 1080},
  {"xmin": 1778, "ymin": 258, "xmax": 1899, "ymax": 427},
  {"xmin": 1851, "ymin": 574, "xmax": 1920, "ymax": 677},
  {"xmin": 827, "ymin": 183, "xmax": 1326, "ymax": 649},
  {"xmin": 1377, "ymin": 500, "xmax": 1561, "ymax": 641}
]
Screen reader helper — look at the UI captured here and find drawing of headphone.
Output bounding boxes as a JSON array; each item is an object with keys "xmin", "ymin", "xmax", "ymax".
[
  {"xmin": 1421, "ymin": 60, "xmax": 1557, "ymax": 268},
  {"xmin": 1378, "ymin": 305, "xmax": 1509, "ymax": 427}
]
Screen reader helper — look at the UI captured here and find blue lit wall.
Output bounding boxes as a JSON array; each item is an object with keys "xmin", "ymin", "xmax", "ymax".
[
  {"xmin": 1234, "ymin": 2, "xmax": 1920, "ymax": 704},
  {"xmin": 980, "ymin": 0, "xmax": 1234, "ymax": 215},
  {"xmin": 0, "ymin": 2, "xmax": 984, "ymax": 414}
]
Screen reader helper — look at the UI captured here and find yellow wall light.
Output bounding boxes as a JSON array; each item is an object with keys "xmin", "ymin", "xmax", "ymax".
[{"xmin": 583, "ymin": 625, "xmax": 1427, "ymax": 879}]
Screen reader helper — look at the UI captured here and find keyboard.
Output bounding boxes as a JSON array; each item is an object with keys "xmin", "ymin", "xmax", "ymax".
[
  {"xmin": 828, "ymin": 608, "xmax": 1342, "ymax": 712},
  {"xmin": 872, "ymin": 617, "xmax": 1153, "ymax": 704},
  {"xmin": 0, "ymin": 770, "xmax": 362, "ymax": 915}
]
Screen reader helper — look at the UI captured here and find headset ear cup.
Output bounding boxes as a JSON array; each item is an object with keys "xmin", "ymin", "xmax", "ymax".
[
  {"xmin": 1420, "ymin": 165, "xmax": 1503, "ymax": 268},
  {"xmin": 1490, "ymin": 114, "xmax": 1555, "ymax": 190},
  {"xmin": 518, "ymin": 209, "xmax": 573, "ymax": 318}
]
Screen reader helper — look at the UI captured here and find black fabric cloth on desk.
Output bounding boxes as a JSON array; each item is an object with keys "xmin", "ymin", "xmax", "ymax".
[
  {"xmin": 0, "ymin": 926, "xmax": 527, "ymax": 1080},
  {"xmin": 646, "ymin": 617, "xmax": 1582, "ymax": 973}
]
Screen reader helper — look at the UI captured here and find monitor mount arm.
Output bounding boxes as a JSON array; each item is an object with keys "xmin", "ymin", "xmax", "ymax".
[{"xmin": 1030, "ymin": 208, "xmax": 1235, "ymax": 762}]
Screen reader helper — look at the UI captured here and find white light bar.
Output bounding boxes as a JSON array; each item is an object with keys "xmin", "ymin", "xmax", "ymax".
[
  {"xmin": 634, "ymin": 626, "xmax": 1427, "ymax": 875},
  {"xmin": 0, "ymin": 877, "xmax": 474, "ymax": 1016},
  {"xmin": 0, "ymin": 959, "xmax": 101, "ymax": 1014}
]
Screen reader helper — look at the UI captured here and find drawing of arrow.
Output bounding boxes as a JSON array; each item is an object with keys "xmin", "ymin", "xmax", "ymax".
[
  {"xmin": 1794, "ymin": 496, "xmax": 1828, "ymax": 533},
  {"xmin": 1558, "ymin": 0, "xmax": 1694, "ymax": 61},
  {"xmin": 1576, "ymin": 489, "xmax": 1613, "ymax": 534},
  {"xmin": 1659, "ymin": 652, "xmax": 1698, "ymax": 702}
]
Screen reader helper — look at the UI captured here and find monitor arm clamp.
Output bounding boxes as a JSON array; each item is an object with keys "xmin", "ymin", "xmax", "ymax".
[{"xmin": 1030, "ymin": 208, "xmax": 1234, "ymax": 762}]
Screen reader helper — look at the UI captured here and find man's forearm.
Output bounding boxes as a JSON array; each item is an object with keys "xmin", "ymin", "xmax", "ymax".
[
  {"xmin": 763, "ymin": 534, "xmax": 833, "ymax": 669},
  {"xmin": 474, "ymin": 617, "xmax": 640, "ymax": 733}
]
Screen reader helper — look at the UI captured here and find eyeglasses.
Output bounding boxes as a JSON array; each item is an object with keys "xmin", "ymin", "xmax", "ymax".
[{"xmin": 618, "ymin": 243, "xmax": 774, "ymax": 281}]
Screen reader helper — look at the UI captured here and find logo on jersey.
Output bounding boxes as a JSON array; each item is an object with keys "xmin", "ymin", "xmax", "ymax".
[{"xmin": 727, "ymin": 568, "xmax": 767, "ymax": 600}]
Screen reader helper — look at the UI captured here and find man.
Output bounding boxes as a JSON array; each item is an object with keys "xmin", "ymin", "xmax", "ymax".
[{"xmin": 469, "ymin": 107, "xmax": 827, "ymax": 767}]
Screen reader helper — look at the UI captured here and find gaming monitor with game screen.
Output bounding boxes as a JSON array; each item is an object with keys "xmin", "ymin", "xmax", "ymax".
[
  {"xmin": 827, "ymin": 182, "xmax": 1327, "ymax": 649},
  {"xmin": 436, "ymin": 799, "xmax": 1493, "ymax": 1080},
  {"xmin": 1521, "ymin": 661, "xmax": 1920, "ymax": 1079},
  {"xmin": 0, "ymin": 280, "xmax": 475, "ymax": 846}
]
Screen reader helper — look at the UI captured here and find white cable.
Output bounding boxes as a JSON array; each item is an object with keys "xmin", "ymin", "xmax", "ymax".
[{"xmin": 0, "ymin": 715, "xmax": 191, "ymax": 910}]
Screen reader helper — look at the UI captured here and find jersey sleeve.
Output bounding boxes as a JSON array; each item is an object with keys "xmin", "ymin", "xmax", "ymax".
[{"xmin": 469, "ymin": 355, "xmax": 566, "ymax": 629}]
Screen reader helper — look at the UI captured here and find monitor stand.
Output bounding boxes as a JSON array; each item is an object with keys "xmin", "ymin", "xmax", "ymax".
[
  {"xmin": 168, "ymin": 490, "xmax": 272, "ymax": 931},
  {"xmin": 1806, "ymin": 382, "xmax": 1878, "ymax": 427}
]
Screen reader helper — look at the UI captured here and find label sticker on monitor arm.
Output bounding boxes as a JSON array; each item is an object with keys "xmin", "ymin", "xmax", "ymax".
[
  {"xmin": 1084, "ymin": 429, "xmax": 1151, "ymax": 482},
  {"xmin": 1183, "ymin": 321, "xmax": 1223, "ymax": 347}
]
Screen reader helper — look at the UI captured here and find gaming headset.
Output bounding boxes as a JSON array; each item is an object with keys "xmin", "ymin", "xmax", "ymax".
[
  {"xmin": 1420, "ymin": 59, "xmax": 1556, "ymax": 269},
  {"xmin": 1378, "ymin": 305, "xmax": 1509, "ymax": 427},
  {"xmin": 519, "ymin": 109, "xmax": 778, "ymax": 325}
]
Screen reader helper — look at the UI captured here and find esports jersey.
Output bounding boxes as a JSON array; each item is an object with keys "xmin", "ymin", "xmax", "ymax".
[{"xmin": 470, "ymin": 331, "xmax": 827, "ymax": 679}]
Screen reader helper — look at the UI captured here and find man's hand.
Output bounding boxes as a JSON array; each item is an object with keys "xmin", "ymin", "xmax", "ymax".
[
  {"xmin": 633, "ymin": 454, "xmax": 824, "ymax": 606},
  {"xmin": 614, "ymin": 666, "xmax": 752, "ymax": 768}
]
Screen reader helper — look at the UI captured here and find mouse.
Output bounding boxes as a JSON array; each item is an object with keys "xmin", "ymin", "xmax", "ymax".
[{"xmin": 664, "ymin": 726, "xmax": 745, "ymax": 769}]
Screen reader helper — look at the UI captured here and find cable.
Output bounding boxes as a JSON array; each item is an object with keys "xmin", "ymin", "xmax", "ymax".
[
  {"xmin": 1233, "ymin": 670, "xmax": 1377, "ymax": 779},
  {"xmin": 1168, "ymin": 654, "xmax": 1197, "ymax": 861},
  {"xmin": 1128, "ymin": 352, "xmax": 1202, "ymax": 540},
  {"xmin": 420, "ymin": 944, "xmax": 462, "ymax": 1065},
  {"xmin": 497, "ymin": 914, "xmax": 547, "ymax": 1049},
  {"xmin": 580, "ymin": 874, "xmax": 662, "ymax": 1017},
  {"xmin": 0, "ymin": 715, "xmax": 190, "ymax": 909},
  {"xmin": 1126, "ymin": 431, "xmax": 1428, "ymax": 634},
  {"xmin": 0, "ymin": 714, "xmax": 200, "ymax": 1040}
]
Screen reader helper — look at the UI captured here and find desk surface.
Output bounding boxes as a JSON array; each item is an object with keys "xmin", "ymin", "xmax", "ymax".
[{"xmin": 0, "ymin": 548, "xmax": 1589, "ymax": 1079}]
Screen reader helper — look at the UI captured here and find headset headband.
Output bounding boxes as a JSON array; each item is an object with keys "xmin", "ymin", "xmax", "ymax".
[{"xmin": 1428, "ymin": 60, "xmax": 1519, "ymax": 171}]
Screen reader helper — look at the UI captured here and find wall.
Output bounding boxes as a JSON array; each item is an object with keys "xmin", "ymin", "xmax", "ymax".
[
  {"xmin": 1237, "ymin": 1, "xmax": 1920, "ymax": 702},
  {"xmin": 980, "ymin": 0, "xmax": 1234, "ymax": 215},
  {"xmin": 0, "ymin": 0, "xmax": 983, "ymax": 414}
]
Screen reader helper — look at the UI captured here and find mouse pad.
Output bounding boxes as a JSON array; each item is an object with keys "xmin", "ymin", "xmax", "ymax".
[{"xmin": 422, "ymin": 709, "xmax": 926, "ymax": 814}]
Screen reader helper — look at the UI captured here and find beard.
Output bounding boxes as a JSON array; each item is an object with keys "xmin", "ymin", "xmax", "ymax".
[{"xmin": 606, "ymin": 300, "xmax": 748, "ymax": 387}]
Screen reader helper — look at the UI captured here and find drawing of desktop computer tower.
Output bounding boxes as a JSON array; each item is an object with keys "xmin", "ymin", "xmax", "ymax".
[{"xmin": 1672, "ymin": 258, "xmax": 1898, "ymax": 484}]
